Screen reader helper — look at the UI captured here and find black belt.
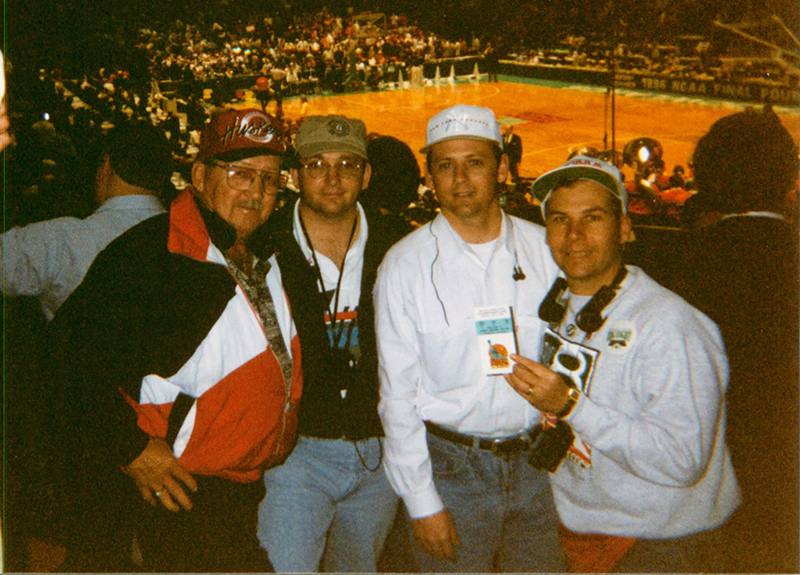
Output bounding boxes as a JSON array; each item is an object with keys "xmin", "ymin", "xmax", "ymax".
[{"xmin": 424, "ymin": 421, "xmax": 542, "ymax": 456}]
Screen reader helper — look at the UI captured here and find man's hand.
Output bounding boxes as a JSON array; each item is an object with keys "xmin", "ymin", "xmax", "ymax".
[
  {"xmin": 411, "ymin": 509, "xmax": 460, "ymax": 562},
  {"xmin": 504, "ymin": 353, "xmax": 571, "ymax": 414},
  {"xmin": 125, "ymin": 437, "xmax": 198, "ymax": 511},
  {"xmin": 0, "ymin": 99, "xmax": 13, "ymax": 153}
]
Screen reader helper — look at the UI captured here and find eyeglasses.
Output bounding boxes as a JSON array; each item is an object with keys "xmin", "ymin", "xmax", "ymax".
[
  {"xmin": 300, "ymin": 158, "xmax": 365, "ymax": 180},
  {"xmin": 211, "ymin": 161, "xmax": 281, "ymax": 194}
]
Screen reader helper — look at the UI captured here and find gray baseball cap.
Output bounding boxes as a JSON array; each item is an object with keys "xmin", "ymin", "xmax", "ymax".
[{"xmin": 532, "ymin": 155, "xmax": 628, "ymax": 215}]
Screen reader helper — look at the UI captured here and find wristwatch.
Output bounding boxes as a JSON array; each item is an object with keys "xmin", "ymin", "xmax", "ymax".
[{"xmin": 555, "ymin": 383, "xmax": 581, "ymax": 419}]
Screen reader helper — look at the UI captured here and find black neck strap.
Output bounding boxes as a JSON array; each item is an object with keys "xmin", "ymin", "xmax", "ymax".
[
  {"xmin": 197, "ymin": 202, "xmax": 238, "ymax": 252},
  {"xmin": 298, "ymin": 208, "xmax": 359, "ymax": 348},
  {"xmin": 538, "ymin": 266, "xmax": 628, "ymax": 337},
  {"xmin": 574, "ymin": 266, "xmax": 628, "ymax": 336}
]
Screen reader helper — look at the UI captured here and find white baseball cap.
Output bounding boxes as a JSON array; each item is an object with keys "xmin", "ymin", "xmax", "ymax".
[
  {"xmin": 532, "ymin": 155, "xmax": 628, "ymax": 215},
  {"xmin": 420, "ymin": 104, "xmax": 503, "ymax": 153}
]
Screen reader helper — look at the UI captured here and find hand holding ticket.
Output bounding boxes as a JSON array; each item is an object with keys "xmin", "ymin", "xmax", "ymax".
[{"xmin": 475, "ymin": 306, "xmax": 518, "ymax": 375}]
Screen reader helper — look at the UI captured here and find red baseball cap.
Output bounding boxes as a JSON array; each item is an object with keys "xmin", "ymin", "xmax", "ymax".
[{"xmin": 198, "ymin": 108, "xmax": 286, "ymax": 162}]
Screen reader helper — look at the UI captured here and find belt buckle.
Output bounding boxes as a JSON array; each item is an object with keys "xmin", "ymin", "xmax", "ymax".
[
  {"xmin": 489, "ymin": 437, "xmax": 506, "ymax": 454},
  {"xmin": 490, "ymin": 436, "xmax": 522, "ymax": 456}
]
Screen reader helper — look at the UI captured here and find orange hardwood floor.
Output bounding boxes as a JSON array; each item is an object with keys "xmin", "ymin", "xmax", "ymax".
[{"xmin": 244, "ymin": 79, "xmax": 800, "ymax": 180}]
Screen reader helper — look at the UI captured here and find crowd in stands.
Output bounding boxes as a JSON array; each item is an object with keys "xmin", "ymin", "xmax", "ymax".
[
  {"xmin": 509, "ymin": 35, "xmax": 798, "ymax": 89},
  {"xmin": 137, "ymin": 11, "xmax": 484, "ymax": 99},
  {"xmin": 3, "ymin": 2, "xmax": 797, "ymax": 236}
]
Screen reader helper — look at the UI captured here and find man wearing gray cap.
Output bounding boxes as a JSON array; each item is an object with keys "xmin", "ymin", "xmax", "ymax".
[
  {"xmin": 504, "ymin": 155, "xmax": 739, "ymax": 572},
  {"xmin": 257, "ymin": 114, "xmax": 406, "ymax": 572},
  {"xmin": 374, "ymin": 104, "xmax": 564, "ymax": 572}
]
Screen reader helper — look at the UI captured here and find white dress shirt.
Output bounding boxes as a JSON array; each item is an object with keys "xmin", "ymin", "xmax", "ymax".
[
  {"xmin": 375, "ymin": 212, "xmax": 559, "ymax": 518},
  {"xmin": 1, "ymin": 194, "xmax": 165, "ymax": 320}
]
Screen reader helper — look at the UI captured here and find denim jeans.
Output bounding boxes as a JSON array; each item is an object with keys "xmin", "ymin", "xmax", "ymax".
[
  {"xmin": 258, "ymin": 435, "xmax": 398, "ymax": 573},
  {"xmin": 411, "ymin": 432, "xmax": 566, "ymax": 573}
]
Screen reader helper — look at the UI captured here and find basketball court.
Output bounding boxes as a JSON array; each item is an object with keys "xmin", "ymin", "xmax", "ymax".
[{"xmin": 248, "ymin": 77, "xmax": 800, "ymax": 180}]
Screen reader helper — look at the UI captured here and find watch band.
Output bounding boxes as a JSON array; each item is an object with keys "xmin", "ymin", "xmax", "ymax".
[{"xmin": 555, "ymin": 386, "xmax": 581, "ymax": 419}]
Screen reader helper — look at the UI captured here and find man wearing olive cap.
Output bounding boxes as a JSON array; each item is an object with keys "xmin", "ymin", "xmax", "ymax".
[
  {"xmin": 503, "ymin": 155, "xmax": 739, "ymax": 572},
  {"xmin": 256, "ymin": 114, "xmax": 406, "ymax": 572},
  {"xmin": 45, "ymin": 108, "xmax": 300, "ymax": 571},
  {"xmin": 375, "ymin": 104, "xmax": 564, "ymax": 572}
]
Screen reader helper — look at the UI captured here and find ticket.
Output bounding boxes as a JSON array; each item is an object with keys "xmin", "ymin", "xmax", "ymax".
[{"xmin": 475, "ymin": 306, "xmax": 518, "ymax": 375}]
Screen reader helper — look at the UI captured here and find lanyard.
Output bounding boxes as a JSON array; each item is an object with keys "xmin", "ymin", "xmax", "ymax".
[{"xmin": 298, "ymin": 210, "xmax": 359, "ymax": 349}]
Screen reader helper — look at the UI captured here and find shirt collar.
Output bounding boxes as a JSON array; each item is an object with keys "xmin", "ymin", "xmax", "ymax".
[
  {"xmin": 431, "ymin": 210, "xmax": 514, "ymax": 256},
  {"xmin": 292, "ymin": 200, "xmax": 369, "ymax": 265},
  {"xmin": 96, "ymin": 194, "xmax": 164, "ymax": 212},
  {"xmin": 721, "ymin": 211, "xmax": 787, "ymax": 222}
]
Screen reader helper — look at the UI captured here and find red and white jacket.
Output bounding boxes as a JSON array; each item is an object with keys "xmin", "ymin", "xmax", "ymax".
[
  {"xmin": 136, "ymin": 190, "xmax": 303, "ymax": 482},
  {"xmin": 49, "ymin": 190, "xmax": 303, "ymax": 484}
]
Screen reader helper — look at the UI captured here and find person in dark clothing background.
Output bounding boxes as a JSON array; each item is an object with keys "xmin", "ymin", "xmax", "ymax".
[
  {"xmin": 675, "ymin": 107, "xmax": 799, "ymax": 574},
  {"xmin": 484, "ymin": 42, "xmax": 500, "ymax": 82},
  {"xmin": 502, "ymin": 124, "xmax": 523, "ymax": 185},
  {"xmin": 360, "ymin": 132, "xmax": 420, "ymax": 231}
]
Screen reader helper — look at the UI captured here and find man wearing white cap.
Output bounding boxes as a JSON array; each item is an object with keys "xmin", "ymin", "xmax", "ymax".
[
  {"xmin": 503, "ymin": 155, "xmax": 740, "ymax": 572},
  {"xmin": 374, "ymin": 104, "xmax": 564, "ymax": 572}
]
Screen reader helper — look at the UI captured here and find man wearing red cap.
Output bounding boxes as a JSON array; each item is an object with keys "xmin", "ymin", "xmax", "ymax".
[{"xmin": 44, "ymin": 108, "xmax": 300, "ymax": 572}]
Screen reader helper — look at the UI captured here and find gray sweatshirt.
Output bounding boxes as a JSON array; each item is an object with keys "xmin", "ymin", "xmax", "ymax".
[{"xmin": 544, "ymin": 266, "xmax": 740, "ymax": 538}]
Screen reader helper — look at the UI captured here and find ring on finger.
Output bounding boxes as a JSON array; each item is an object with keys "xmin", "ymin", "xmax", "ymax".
[
  {"xmin": 155, "ymin": 491, "xmax": 163, "ymax": 497},
  {"xmin": 526, "ymin": 387, "xmax": 534, "ymax": 395}
]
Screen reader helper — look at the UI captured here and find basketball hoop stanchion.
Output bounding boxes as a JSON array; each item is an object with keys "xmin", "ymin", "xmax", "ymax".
[
  {"xmin": 603, "ymin": 15, "xmax": 618, "ymax": 167},
  {"xmin": 604, "ymin": 86, "xmax": 609, "ymax": 152},
  {"xmin": 611, "ymin": 49, "xmax": 616, "ymax": 165}
]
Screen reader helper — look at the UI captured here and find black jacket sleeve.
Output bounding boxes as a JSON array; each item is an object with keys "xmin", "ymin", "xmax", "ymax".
[{"xmin": 45, "ymin": 214, "xmax": 237, "ymax": 469}]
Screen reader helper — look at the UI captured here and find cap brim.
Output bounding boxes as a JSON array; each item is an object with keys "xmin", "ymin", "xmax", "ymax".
[
  {"xmin": 296, "ymin": 142, "xmax": 368, "ymax": 160},
  {"xmin": 212, "ymin": 147, "xmax": 283, "ymax": 162},
  {"xmin": 419, "ymin": 134, "xmax": 501, "ymax": 154},
  {"xmin": 532, "ymin": 166, "xmax": 622, "ymax": 204}
]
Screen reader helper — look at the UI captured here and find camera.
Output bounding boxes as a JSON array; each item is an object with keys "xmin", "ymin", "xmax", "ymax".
[{"xmin": 527, "ymin": 419, "xmax": 575, "ymax": 473}]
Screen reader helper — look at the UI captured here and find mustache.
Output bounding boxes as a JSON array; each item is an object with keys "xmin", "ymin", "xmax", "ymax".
[{"xmin": 236, "ymin": 200, "xmax": 265, "ymax": 211}]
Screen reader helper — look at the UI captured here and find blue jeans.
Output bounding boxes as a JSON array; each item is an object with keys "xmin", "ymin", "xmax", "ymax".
[
  {"xmin": 412, "ymin": 432, "xmax": 566, "ymax": 573},
  {"xmin": 258, "ymin": 436, "xmax": 398, "ymax": 573}
]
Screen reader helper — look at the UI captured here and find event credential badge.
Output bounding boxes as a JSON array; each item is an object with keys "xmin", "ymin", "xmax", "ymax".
[{"xmin": 475, "ymin": 306, "xmax": 518, "ymax": 375}]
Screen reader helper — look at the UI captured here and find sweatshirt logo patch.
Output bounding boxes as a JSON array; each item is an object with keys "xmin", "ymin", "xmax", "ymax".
[{"xmin": 605, "ymin": 321, "xmax": 635, "ymax": 355}]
